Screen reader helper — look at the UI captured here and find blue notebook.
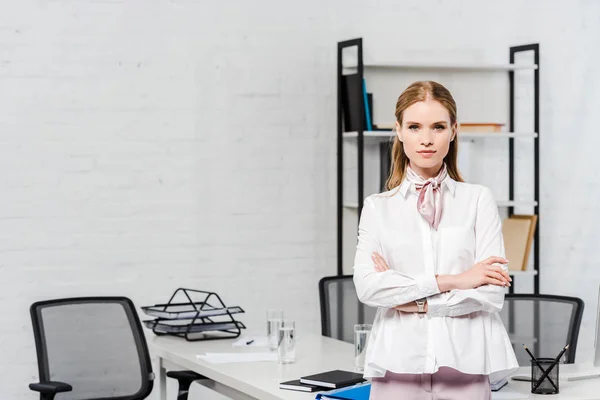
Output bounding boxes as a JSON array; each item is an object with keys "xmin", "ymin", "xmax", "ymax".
[
  {"xmin": 315, "ymin": 383, "xmax": 371, "ymax": 400},
  {"xmin": 362, "ymin": 79, "xmax": 372, "ymax": 131}
]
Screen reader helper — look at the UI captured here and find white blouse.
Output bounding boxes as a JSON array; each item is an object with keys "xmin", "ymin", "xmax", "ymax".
[{"xmin": 353, "ymin": 177, "xmax": 519, "ymax": 381}]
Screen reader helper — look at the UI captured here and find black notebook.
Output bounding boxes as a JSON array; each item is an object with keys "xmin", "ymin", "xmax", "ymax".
[
  {"xmin": 279, "ymin": 379, "xmax": 324, "ymax": 392},
  {"xmin": 300, "ymin": 370, "xmax": 366, "ymax": 389}
]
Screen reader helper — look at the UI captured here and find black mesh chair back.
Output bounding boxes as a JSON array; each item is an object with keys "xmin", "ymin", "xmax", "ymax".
[
  {"xmin": 30, "ymin": 297, "xmax": 154, "ymax": 400},
  {"xmin": 500, "ymin": 294, "xmax": 584, "ymax": 365},
  {"xmin": 319, "ymin": 275, "xmax": 377, "ymax": 343}
]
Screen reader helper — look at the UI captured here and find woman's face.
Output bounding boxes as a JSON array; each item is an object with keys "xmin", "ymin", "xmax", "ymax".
[{"xmin": 395, "ymin": 99, "xmax": 456, "ymax": 178}]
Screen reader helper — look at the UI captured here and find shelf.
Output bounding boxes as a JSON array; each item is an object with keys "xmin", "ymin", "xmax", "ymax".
[
  {"xmin": 344, "ymin": 201, "xmax": 537, "ymax": 209},
  {"xmin": 461, "ymin": 132, "xmax": 538, "ymax": 139},
  {"xmin": 344, "ymin": 61, "xmax": 538, "ymax": 71},
  {"xmin": 496, "ymin": 200, "xmax": 538, "ymax": 207},
  {"xmin": 337, "ymin": 39, "xmax": 541, "ymax": 294},
  {"xmin": 343, "ymin": 131, "xmax": 394, "ymax": 140},
  {"xmin": 343, "ymin": 131, "xmax": 538, "ymax": 143}
]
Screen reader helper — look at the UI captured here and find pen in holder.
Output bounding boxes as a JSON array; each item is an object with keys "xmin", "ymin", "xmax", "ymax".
[
  {"xmin": 531, "ymin": 358, "xmax": 559, "ymax": 394},
  {"xmin": 523, "ymin": 343, "xmax": 568, "ymax": 395}
]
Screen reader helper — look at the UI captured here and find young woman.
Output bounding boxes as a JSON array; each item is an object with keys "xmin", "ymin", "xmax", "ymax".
[{"xmin": 353, "ymin": 81, "xmax": 519, "ymax": 399}]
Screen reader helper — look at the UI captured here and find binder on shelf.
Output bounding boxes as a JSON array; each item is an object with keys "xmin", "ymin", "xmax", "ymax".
[
  {"xmin": 141, "ymin": 288, "xmax": 246, "ymax": 341},
  {"xmin": 341, "ymin": 74, "xmax": 372, "ymax": 132},
  {"xmin": 502, "ymin": 214, "xmax": 538, "ymax": 271},
  {"xmin": 362, "ymin": 79, "xmax": 372, "ymax": 131}
]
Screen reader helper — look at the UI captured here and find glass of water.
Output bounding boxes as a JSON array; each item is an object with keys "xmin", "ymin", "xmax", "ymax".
[
  {"xmin": 266, "ymin": 309, "xmax": 284, "ymax": 351},
  {"xmin": 277, "ymin": 319, "xmax": 296, "ymax": 364},
  {"xmin": 354, "ymin": 324, "xmax": 372, "ymax": 372}
]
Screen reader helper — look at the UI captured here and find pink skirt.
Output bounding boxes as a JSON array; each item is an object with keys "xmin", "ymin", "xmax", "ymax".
[{"xmin": 370, "ymin": 367, "xmax": 491, "ymax": 400}]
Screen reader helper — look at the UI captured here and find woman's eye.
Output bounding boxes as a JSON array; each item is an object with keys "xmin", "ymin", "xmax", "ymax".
[
  {"xmin": 408, "ymin": 125, "xmax": 419, "ymax": 131},
  {"xmin": 434, "ymin": 125, "xmax": 445, "ymax": 131}
]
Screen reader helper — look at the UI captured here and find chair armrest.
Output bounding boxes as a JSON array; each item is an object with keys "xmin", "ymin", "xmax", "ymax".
[
  {"xmin": 29, "ymin": 381, "xmax": 73, "ymax": 394},
  {"xmin": 167, "ymin": 371, "xmax": 206, "ymax": 400},
  {"xmin": 167, "ymin": 370, "xmax": 206, "ymax": 382}
]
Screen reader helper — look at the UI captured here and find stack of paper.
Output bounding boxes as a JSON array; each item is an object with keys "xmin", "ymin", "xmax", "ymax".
[{"xmin": 197, "ymin": 352, "xmax": 277, "ymax": 364}]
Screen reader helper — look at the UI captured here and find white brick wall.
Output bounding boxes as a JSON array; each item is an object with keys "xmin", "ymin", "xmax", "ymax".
[{"xmin": 1, "ymin": 1, "xmax": 599, "ymax": 399}]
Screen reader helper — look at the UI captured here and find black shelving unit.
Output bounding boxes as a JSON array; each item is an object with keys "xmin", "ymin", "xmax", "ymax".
[{"xmin": 336, "ymin": 38, "xmax": 540, "ymax": 295}]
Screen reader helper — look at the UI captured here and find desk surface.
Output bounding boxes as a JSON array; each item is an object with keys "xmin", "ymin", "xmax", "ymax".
[
  {"xmin": 152, "ymin": 334, "xmax": 600, "ymax": 400},
  {"xmin": 153, "ymin": 334, "xmax": 355, "ymax": 400}
]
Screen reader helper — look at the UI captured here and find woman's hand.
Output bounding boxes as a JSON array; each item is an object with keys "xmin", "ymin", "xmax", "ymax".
[
  {"xmin": 371, "ymin": 252, "xmax": 390, "ymax": 272},
  {"xmin": 448, "ymin": 256, "xmax": 512, "ymax": 291}
]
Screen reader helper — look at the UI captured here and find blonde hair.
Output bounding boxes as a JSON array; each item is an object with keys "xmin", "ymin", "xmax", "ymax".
[{"xmin": 385, "ymin": 81, "xmax": 464, "ymax": 191}]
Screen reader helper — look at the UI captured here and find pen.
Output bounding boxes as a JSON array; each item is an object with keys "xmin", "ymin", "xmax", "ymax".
[
  {"xmin": 532, "ymin": 344, "xmax": 569, "ymax": 392},
  {"xmin": 522, "ymin": 344, "xmax": 558, "ymax": 391},
  {"xmin": 246, "ymin": 339, "xmax": 254, "ymax": 345},
  {"xmin": 521, "ymin": 343, "xmax": 537, "ymax": 362}
]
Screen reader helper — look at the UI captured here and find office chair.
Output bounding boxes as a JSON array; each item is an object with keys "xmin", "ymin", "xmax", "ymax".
[
  {"xmin": 319, "ymin": 275, "xmax": 377, "ymax": 343},
  {"xmin": 500, "ymin": 294, "xmax": 584, "ymax": 365},
  {"xmin": 29, "ymin": 297, "xmax": 203, "ymax": 400}
]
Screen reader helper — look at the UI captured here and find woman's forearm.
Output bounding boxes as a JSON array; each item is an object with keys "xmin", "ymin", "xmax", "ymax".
[{"xmin": 435, "ymin": 274, "xmax": 457, "ymax": 292}]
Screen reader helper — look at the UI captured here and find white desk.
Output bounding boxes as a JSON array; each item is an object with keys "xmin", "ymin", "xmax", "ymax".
[
  {"xmin": 152, "ymin": 334, "xmax": 355, "ymax": 400},
  {"xmin": 151, "ymin": 334, "xmax": 600, "ymax": 400}
]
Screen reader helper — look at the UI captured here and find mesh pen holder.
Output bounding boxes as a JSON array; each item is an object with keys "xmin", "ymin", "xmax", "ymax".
[{"xmin": 531, "ymin": 357, "xmax": 559, "ymax": 395}]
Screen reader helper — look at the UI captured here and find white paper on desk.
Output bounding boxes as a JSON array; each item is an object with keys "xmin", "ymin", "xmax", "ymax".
[
  {"xmin": 492, "ymin": 391, "xmax": 529, "ymax": 399},
  {"xmin": 197, "ymin": 352, "xmax": 277, "ymax": 364},
  {"xmin": 232, "ymin": 335, "xmax": 268, "ymax": 348}
]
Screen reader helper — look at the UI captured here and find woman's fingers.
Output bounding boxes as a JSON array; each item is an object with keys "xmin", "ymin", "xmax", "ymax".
[
  {"xmin": 488, "ymin": 265, "xmax": 512, "ymax": 282},
  {"xmin": 371, "ymin": 253, "xmax": 381, "ymax": 271},
  {"xmin": 371, "ymin": 252, "xmax": 389, "ymax": 272},
  {"xmin": 375, "ymin": 254, "xmax": 388, "ymax": 271},
  {"xmin": 485, "ymin": 270, "xmax": 511, "ymax": 286},
  {"xmin": 485, "ymin": 277, "xmax": 507, "ymax": 287},
  {"xmin": 484, "ymin": 256, "xmax": 509, "ymax": 266}
]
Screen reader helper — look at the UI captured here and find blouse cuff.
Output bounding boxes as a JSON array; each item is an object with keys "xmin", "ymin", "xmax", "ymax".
[
  {"xmin": 426, "ymin": 292, "xmax": 448, "ymax": 317},
  {"xmin": 417, "ymin": 272, "xmax": 441, "ymax": 299}
]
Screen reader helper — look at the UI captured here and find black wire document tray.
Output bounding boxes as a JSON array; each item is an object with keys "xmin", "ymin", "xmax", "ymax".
[
  {"xmin": 141, "ymin": 288, "xmax": 246, "ymax": 341},
  {"xmin": 143, "ymin": 319, "xmax": 246, "ymax": 334},
  {"xmin": 142, "ymin": 304, "xmax": 244, "ymax": 319}
]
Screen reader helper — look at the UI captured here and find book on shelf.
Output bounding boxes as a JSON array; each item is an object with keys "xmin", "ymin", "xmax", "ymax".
[
  {"xmin": 502, "ymin": 214, "xmax": 538, "ymax": 271},
  {"xmin": 459, "ymin": 122, "xmax": 504, "ymax": 133},
  {"xmin": 371, "ymin": 124, "xmax": 395, "ymax": 131}
]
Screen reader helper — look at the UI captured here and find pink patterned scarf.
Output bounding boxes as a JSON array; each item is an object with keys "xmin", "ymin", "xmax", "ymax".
[{"xmin": 405, "ymin": 164, "xmax": 448, "ymax": 230}]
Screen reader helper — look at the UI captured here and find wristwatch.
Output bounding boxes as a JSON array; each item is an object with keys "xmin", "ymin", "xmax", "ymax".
[{"xmin": 415, "ymin": 298, "xmax": 426, "ymax": 313}]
